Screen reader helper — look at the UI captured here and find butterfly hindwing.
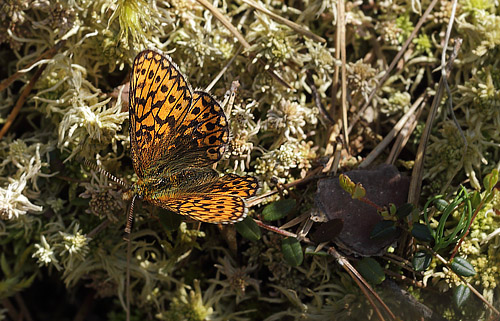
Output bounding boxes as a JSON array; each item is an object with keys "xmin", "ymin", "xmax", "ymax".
[
  {"xmin": 144, "ymin": 172, "xmax": 258, "ymax": 223},
  {"xmin": 161, "ymin": 194, "xmax": 247, "ymax": 224}
]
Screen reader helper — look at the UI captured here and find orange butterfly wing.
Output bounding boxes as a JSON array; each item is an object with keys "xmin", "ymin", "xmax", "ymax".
[
  {"xmin": 151, "ymin": 173, "xmax": 258, "ymax": 223},
  {"xmin": 161, "ymin": 195, "xmax": 248, "ymax": 224},
  {"xmin": 129, "ymin": 50, "xmax": 257, "ymax": 224}
]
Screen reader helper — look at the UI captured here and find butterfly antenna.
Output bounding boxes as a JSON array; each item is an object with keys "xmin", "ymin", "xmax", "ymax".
[{"xmin": 84, "ymin": 159, "xmax": 130, "ymax": 190}]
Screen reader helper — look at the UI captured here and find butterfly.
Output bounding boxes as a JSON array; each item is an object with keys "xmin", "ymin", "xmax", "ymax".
[{"xmin": 125, "ymin": 49, "xmax": 258, "ymax": 227}]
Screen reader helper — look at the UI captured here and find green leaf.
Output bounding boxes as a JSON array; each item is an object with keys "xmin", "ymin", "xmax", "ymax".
[
  {"xmin": 412, "ymin": 250, "xmax": 432, "ymax": 271},
  {"xmin": 17, "ymin": 273, "xmax": 37, "ymax": 291},
  {"xmin": 389, "ymin": 203, "xmax": 397, "ymax": 216},
  {"xmin": 352, "ymin": 183, "xmax": 366, "ymax": 199},
  {"xmin": 470, "ymin": 191, "xmax": 481, "ymax": 209},
  {"xmin": 396, "ymin": 203, "xmax": 414, "ymax": 219},
  {"xmin": 262, "ymin": 199, "xmax": 296, "ymax": 221},
  {"xmin": 304, "ymin": 246, "xmax": 328, "ymax": 256},
  {"xmin": 483, "ymin": 169, "xmax": 498, "ymax": 192},
  {"xmin": 433, "ymin": 199, "xmax": 449, "ymax": 212},
  {"xmin": 451, "ymin": 257, "xmax": 476, "ymax": 277},
  {"xmin": 453, "ymin": 284, "xmax": 470, "ymax": 307},
  {"xmin": 339, "ymin": 174, "xmax": 355, "ymax": 194},
  {"xmin": 235, "ymin": 217, "xmax": 261, "ymax": 241},
  {"xmin": 411, "ymin": 223, "xmax": 433, "ymax": 242},
  {"xmin": 281, "ymin": 237, "xmax": 303, "ymax": 266},
  {"xmin": 357, "ymin": 258, "xmax": 385, "ymax": 285},
  {"xmin": 370, "ymin": 220, "xmax": 397, "ymax": 239},
  {"xmin": 1, "ymin": 254, "xmax": 11, "ymax": 277},
  {"xmin": 14, "ymin": 246, "xmax": 34, "ymax": 273}
]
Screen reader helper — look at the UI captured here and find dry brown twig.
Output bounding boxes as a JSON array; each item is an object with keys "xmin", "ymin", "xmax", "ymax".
[
  {"xmin": 254, "ymin": 218, "xmax": 396, "ymax": 320},
  {"xmin": 359, "ymin": 92, "xmax": 428, "ymax": 168},
  {"xmin": 337, "ymin": 0, "xmax": 349, "ymax": 150},
  {"xmin": 0, "ymin": 41, "xmax": 65, "ymax": 139},
  {"xmin": 347, "ymin": 0, "xmax": 440, "ymax": 135},
  {"xmin": 241, "ymin": 0, "xmax": 326, "ymax": 43},
  {"xmin": 0, "ymin": 41, "xmax": 65, "ymax": 92},
  {"xmin": 196, "ymin": 0, "xmax": 293, "ymax": 89},
  {"xmin": 0, "ymin": 65, "xmax": 47, "ymax": 140},
  {"xmin": 408, "ymin": 40, "xmax": 463, "ymax": 204}
]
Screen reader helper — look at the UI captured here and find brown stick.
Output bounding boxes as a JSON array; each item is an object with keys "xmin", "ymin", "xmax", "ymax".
[
  {"xmin": 195, "ymin": 0, "xmax": 292, "ymax": 89},
  {"xmin": 255, "ymin": 218, "xmax": 397, "ymax": 320},
  {"xmin": 0, "ymin": 41, "xmax": 65, "ymax": 92},
  {"xmin": 347, "ymin": 0, "xmax": 439, "ymax": 135},
  {"xmin": 0, "ymin": 64, "xmax": 47, "ymax": 140},
  {"xmin": 338, "ymin": 0, "xmax": 349, "ymax": 149},
  {"xmin": 408, "ymin": 39, "xmax": 462, "ymax": 204}
]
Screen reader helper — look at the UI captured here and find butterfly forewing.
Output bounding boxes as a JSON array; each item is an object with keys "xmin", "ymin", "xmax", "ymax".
[
  {"xmin": 175, "ymin": 92, "xmax": 229, "ymax": 163},
  {"xmin": 129, "ymin": 50, "xmax": 193, "ymax": 178}
]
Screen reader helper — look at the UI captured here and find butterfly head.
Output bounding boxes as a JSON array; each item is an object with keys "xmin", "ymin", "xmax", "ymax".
[{"xmin": 128, "ymin": 178, "xmax": 148, "ymax": 200}]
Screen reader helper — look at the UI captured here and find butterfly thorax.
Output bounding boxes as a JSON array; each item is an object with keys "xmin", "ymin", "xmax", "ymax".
[{"xmin": 130, "ymin": 177, "xmax": 176, "ymax": 201}]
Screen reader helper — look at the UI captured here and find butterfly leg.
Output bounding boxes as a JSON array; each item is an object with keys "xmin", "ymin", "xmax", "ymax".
[{"xmin": 220, "ymin": 80, "xmax": 240, "ymax": 116}]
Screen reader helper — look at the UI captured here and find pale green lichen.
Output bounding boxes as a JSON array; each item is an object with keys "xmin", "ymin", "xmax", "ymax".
[
  {"xmin": 226, "ymin": 100, "xmax": 260, "ymax": 172},
  {"xmin": 246, "ymin": 13, "xmax": 301, "ymax": 70},
  {"xmin": 347, "ymin": 59, "xmax": 379, "ymax": 104},
  {"xmin": 0, "ymin": 174, "xmax": 43, "ymax": 220},
  {"xmin": 426, "ymin": 64, "xmax": 500, "ymax": 190},
  {"xmin": 33, "ymin": 235, "xmax": 61, "ymax": 269},
  {"xmin": 255, "ymin": 140, "xmax": 317, "ymax": 184},
  {"xmin": 0, "ymin": 139, "xmax": 52, "ymax": 220},
  {"xmin": 212, "ymin": 255, "xmax": 260, "ymax": 304},
  {"xmin": 34, "ymin": 56, "xmax": 129, "ymax": 161},
  {"xmin": 157, "ymin": 280, "xmax": 214, "ymax": 321},
  {"xmin": 264, "ymin": 98, "xmax": 318, "ymax": 142}
]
